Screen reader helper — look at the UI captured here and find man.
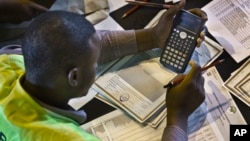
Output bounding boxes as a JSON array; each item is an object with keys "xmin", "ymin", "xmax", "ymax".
[{"xmin": 0, "ymin": 0, "xmax": 206, "ymax": 140}]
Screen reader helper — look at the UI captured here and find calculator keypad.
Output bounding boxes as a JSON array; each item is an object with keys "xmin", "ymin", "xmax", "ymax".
[{"xmin": 160, "ymin": 27, "xmax": 196, "ymax": 73}]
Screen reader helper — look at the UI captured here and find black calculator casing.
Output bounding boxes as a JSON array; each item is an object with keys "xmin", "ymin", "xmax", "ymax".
[{"xmin": 160, "ymin": 10, "xmax": 206, "ymax": 73}]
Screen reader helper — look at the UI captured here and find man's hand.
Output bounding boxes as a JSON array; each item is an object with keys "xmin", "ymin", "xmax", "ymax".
[
  {"xmin": 0, "ymin": 0, "xmax": 48, "ymax": 23},
  {"xmin": 135, "ymin": 0, "xmax": 185, "ymax": 52},
  {"xmin": 165, "ymin": 61, "xmax": 205, "ymax": 131},
  {"xmin": 151, "ymin": 3, "xmax": 208, "ymax": 49},
  {"xmin": 188, "ymin": 8, "xmax": 208, "ymax": 47},
  {"xmin": 150, "ymin": 0, "xmax": 185, "ymax": 49}
]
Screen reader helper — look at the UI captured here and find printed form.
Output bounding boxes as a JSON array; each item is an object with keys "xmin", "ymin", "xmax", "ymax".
[
  {"xmin": 82, "ymin": 67, "xmax": 246, "ymax": 141},
  {"xmin": 224, "ymin": 58, "xmax": 250, "ymax": 107},
  {"xmin": 94, "ymin": 58, "xmax": 177, "ymax": 123},
  {"xmin": 202, "ymin": 0, "xmax": 250, "ymax": 63}
]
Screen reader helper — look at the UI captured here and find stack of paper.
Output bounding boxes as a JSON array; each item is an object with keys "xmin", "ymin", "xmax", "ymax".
[
  {"xmin": 224, "ymin": 58, "xmax": 250, "ymax": 107},
  {"xmin": 202, "ymin": 0, "xmax": 250, "ymax": 63},
  {"xmin": 82, "ymin": 67, "xmax": 246, "ymax": 141},
  {"xmin": 93, "ymin": 50, "xmax": 174, "ymax": 126}
]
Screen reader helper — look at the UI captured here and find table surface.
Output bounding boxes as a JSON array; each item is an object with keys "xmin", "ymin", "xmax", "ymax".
[{"xmin": 83, "ymin": 0, "xmax": 250, "ymax": 124}]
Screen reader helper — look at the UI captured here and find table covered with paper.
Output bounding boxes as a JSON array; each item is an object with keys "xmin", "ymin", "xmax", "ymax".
[
  {"xmin": 91, "ymin": 6, "xmax": 226, "ymax": 126},
  {"xmin": 68, "ymin": 0, "xmax": 248, "ymax": 140},
  {"xmin": 82, "ymin": 67, "xmax": 246, "ymax": 141},
  {"xmin": 85, "ymin": 20, "xmax": 246, "ymax": 141}
]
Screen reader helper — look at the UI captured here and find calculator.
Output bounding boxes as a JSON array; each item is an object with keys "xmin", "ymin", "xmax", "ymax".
[{"xmin": 160, "ymin": 10, "xmax": 206, "ymax": 73}]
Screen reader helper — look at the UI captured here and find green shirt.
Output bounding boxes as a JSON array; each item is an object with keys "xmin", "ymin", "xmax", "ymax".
[{"xmin": 0, "ymin": 54, "xmax": 100, "ymax": 141}]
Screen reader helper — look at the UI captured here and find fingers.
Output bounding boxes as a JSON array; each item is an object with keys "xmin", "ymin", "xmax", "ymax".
[
  {"xmin": 196, "ymin": 72, "xmax": 206, "ymax": 103},
  {"xmin": 196, "ymin": 31, "xmax": 205, "ymax": 47},
  {"xmin": 175, "ymin": 0, "xmax": 186, "ymax": 11},
  {"xmin": 183, "ymin": 61, "xmax": 201, "ymax": 83},
  {"xmin": 188, "ymin": 8, "xmax": 207, "ymax": 48},
  {"xmin": 162, "ymin": 6, "xmax": 179, "ymax": 21},
  {"xmin": 188, "ymin": 8, "xmax": 208, "ymax": 21},
  {"xmin": 163, "ymin": 0, "xmax": 185, "ymax": 20},
  {"xmin": 188, "ymin": 61, "xmax": 205, "ymax": 102}
]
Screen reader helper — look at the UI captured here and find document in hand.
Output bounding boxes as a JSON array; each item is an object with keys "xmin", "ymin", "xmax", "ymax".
[{"xmin": 202, "ymin": 0, "xmax": 250, "ymax": 63}]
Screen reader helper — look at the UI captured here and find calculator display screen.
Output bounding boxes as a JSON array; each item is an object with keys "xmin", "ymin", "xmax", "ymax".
[{"xmin": 176, "ymin": 11, "xmax": 203, "ymax": 33}]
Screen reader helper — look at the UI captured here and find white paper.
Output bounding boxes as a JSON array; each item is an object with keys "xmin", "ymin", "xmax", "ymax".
[
  {"xmin": 94, "ymin": 0, "xmax": 126, "ymax": 30},
  {"xmin": 95, "ymin": 93, "xmax": 167, "ymax": 128},
  {"xmin": 200, "ymin": 67, "xmax": 246, "ymax": 141},
  {"xmin": 81, "ymin": 109, "xmax": 165, "ymax": 141},
  {"xmin": 224, "ymin": 58, "xmax": 250, "ymax": 107},
  {"xmin": 95, "ymin": 58, "xmax": 176, "ymax": 123},
  {"xmin": 107, "ymin": 0, "xmax": 127, "ymax": 12},
  {"xmin": 235, "ymin": 75, "xmax": 250, "ymax": 95},
  {"xmin": 202, "ymin": 0, "xmax": 250, "ymax": 63},
  {"xmin": 83, "ymin": 0, "xmax": 109, "ymax": 14},
  {"xmin": 68, "ymin": 88, "xmax": 98, "ymax": 110}
]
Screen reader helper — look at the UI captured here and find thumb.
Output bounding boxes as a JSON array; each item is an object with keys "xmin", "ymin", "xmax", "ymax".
[
  {"xmin": 168, "ymin": 0, "xmax": 185, "ymax": 14},
  {"xmin": 161, "ymin": 0, "xmax": 185, "ymax": 21},
  {"xmin": 161, "ymin": 6, "xmax": 179, "ymax": 21}
]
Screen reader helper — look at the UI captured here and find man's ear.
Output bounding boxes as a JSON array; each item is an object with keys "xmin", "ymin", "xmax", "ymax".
[{"xmin": 68, "ymin": 68, "xmax": 78, "ymax": 87}]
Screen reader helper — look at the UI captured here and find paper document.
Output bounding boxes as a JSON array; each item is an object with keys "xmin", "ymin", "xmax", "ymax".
[
  {"xmin": 95, "ymin": 90, "xmax": 168, "ymax": 128},
  {"xmin": 202, "ymin": 0, "xmax": 250, "ymax": 63},
  {"xmin": 197, "ymin": 67, "xmax": 246, "ymax": 141},
  {"xmin": 68, "ymin": 88, "xmax": 98, "ymax": 110},
  {"xmin": 81, "ymin": 109, "xmax": 165, "ymax": 141},
  {"xmin": 224, "ymin": 58, "xmax": 250, "ymax": 107},
  {"xmin": 82, "ymin": 67, "xmax": 246, "ymax": 141},
  {"xmin": 94, "ymin": 57, "xmax": 176, "ymax": 123}
]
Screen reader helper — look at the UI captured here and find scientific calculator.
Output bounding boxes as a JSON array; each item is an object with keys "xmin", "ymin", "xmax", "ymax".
[{"xmin": 160, "ymin": 10, "xmax": 206, "ymax": 73}]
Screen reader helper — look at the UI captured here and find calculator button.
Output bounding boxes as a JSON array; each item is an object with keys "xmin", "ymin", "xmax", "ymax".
[
  {"xmin": 160, "ymin": 25, "xmax": 200, "ymax": 73},
  {"xmin": 179, "ymin": 31, "xmax": 187, "ymax": 39}
]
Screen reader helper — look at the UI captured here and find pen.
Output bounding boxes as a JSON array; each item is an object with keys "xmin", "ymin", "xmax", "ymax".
[
  {"xmin": 125, "ymin": 0, "xmax": 174, "ymax": 10},
  {"xmin": 122, "ymin": 0, "xmax": 150, "ymax": 19},
  {"xmin": 163, "ymin": 59, "xmax": 225, "ymax": 88}
]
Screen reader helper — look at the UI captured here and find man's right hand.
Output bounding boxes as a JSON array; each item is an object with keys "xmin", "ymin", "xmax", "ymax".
[{"xmin": 165, "ymin": 61, "xmax": 206, "ymax": 132}]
